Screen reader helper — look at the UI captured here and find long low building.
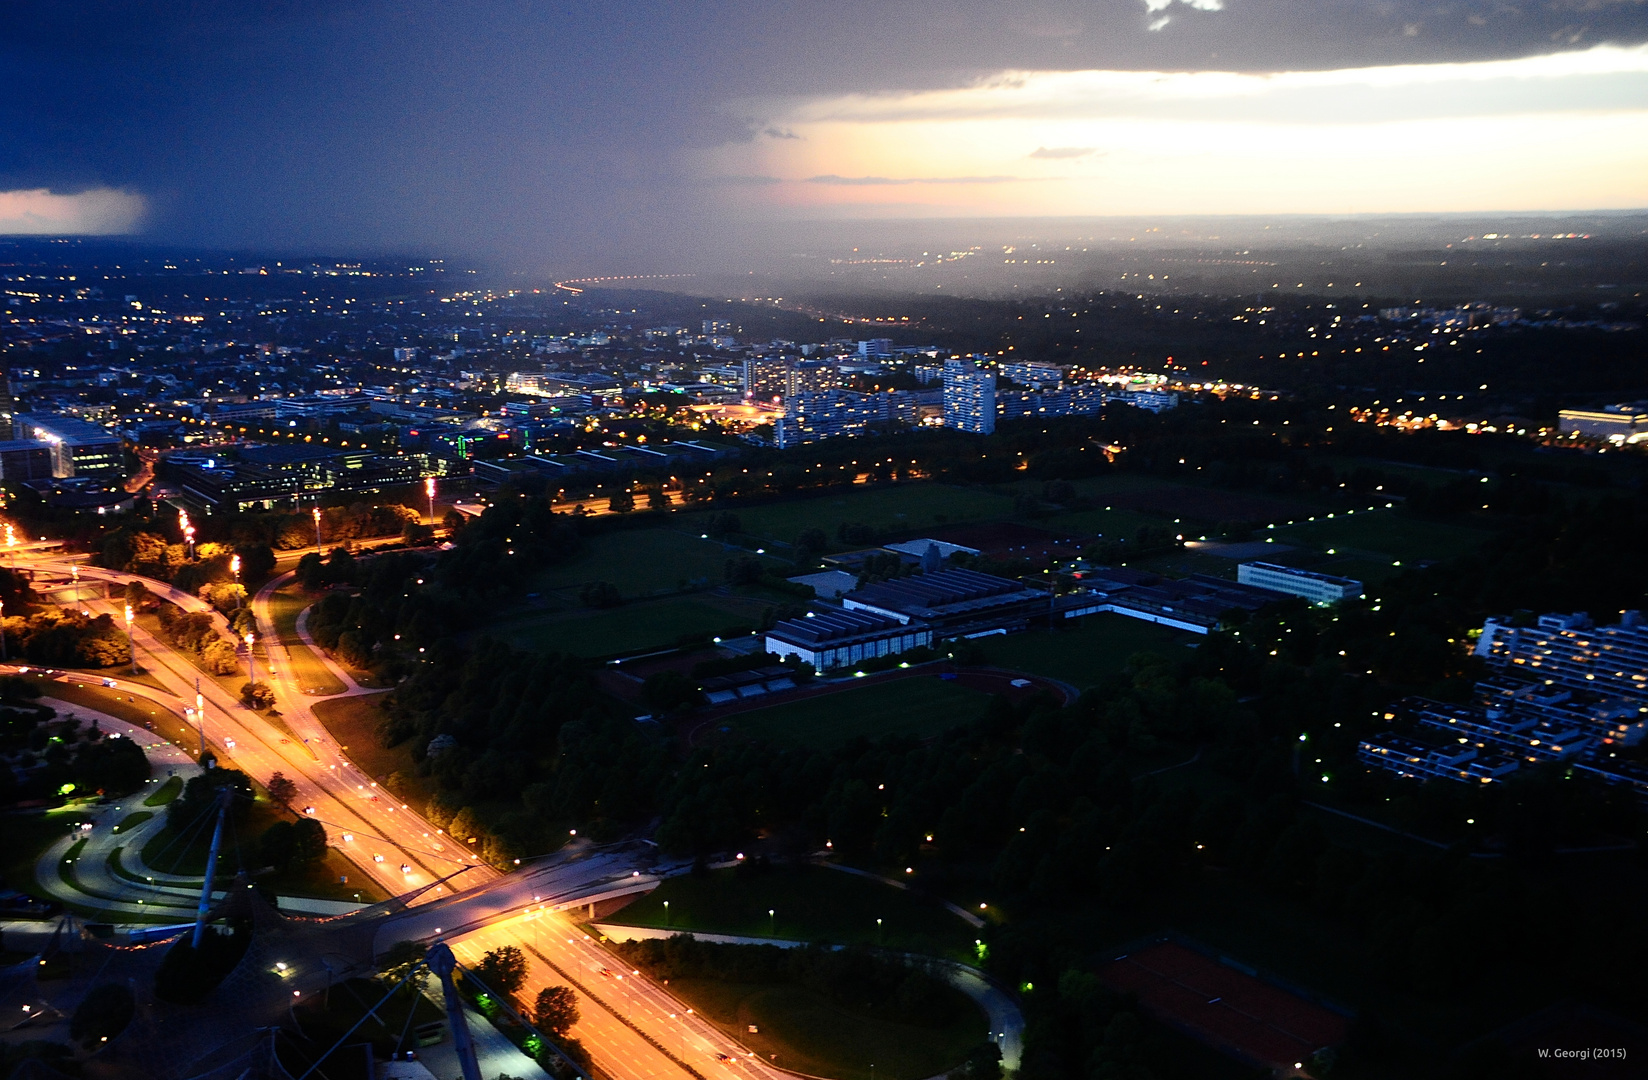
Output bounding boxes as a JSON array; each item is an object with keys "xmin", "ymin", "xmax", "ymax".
[
  {"xmin": 765, "ymin": 608, "xmax": 933, "ymax": 672},
  {"xmin": 1237, "ymin": 561, "xmax": 1363, "ymax": 605},
  {"xmin": 842, "ymin": 568, "xmax": 1047, "ymax": 637},
  {"xmin": 1059, "ymin": 569, "xmax": 1281, "ymax": 634}
]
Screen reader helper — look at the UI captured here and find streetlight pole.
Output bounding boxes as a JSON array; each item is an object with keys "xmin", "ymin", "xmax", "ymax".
[
  {"xmin": 312, "ymin": 507, "xmax": 322, "ymax": 554},
  {"xmin": 425, "ymin": 476, "xmax": 437, "ymax": 526},
  {"xmin": 0, "ymin": 596, "xmax": 7, "ymax": 662},
  {"xmin": 195, "ymin": 677, "xmax": 206, "ymax": 759},
  {"xmin": 230, "ymin": 554, "xmax": 242, "ymax": 608},
  {"xmin": 245, "ymin": 631, "xmax": 256, "ymax": 689},
  {"xmin": 124, "ymin": 603, "xmax": 135, "ymax": 675}
]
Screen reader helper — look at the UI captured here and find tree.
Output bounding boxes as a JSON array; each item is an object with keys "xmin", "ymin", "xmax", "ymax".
[
  {"xmin": 259, "ymin": 817, "xmax": 327, "ymax": 873},
  {"xmin": 168, "ymin": 767, "xmax": 252, "ymax": 830},
  {"xmin": 69, "ymin": 983, "xmax": 134, "ymax": 1047},
  {"xmin": 289, "ymin": 817, "xmax": 327, "ymax": 866},
  {"xmin": 257, "ymin": 820, "xmax": 297, "ymax": 872},
  {"xmin": 201, "ymin": 637, "xmax": 241, "ymax": 675},
  {"xmin": 267, "ymin": 771, "xmax": 297, "ymax": 808},
  {"xmin": 795, "ymin": 528, "xmax": 828, "ymax": 557},
  {"xmin": 377, "ymin": 939, "xmax": 429, "ymax": 991},
  {"xmin": 72, "ymin": 734, "xmax": 149, "ymax": 797},
  {"xmin": 235, "ymin": 543, "xmax": 276, "ymax": 582},
  {"xmin": 647, "ymin": 487, "xmax": 670, "ymax": 511},
  {"xmin": 326, "ymin": 547, "xmax": 358, "ymax": 584},
  {"xmin": 607, "ymin": 488, "xmax": 635, "ymax": 514},
  {"xmin": 473, "ymin": 945, "xmax": 528, "ymax": 997},
  {"xmin": 534, "ymin": 985, "xmax": 579, "ymax": 1037},
  {"xmin": 240, "ymin": 681, "xmax": 276, "ymax": 710},
  {"xmin": 294, "ymin": 552, "xmax": 327, "ymax": 591}
]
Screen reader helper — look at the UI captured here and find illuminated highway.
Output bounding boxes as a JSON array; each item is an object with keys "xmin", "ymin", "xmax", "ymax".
[{"xmin": 15, "ymin": 552, "xmax": 787, "ymax": 1080}]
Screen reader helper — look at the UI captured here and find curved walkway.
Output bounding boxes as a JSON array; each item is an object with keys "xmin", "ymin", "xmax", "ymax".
[{"xmin": 30, "ymin": 700, "xmax": 213, "ymax": 921}]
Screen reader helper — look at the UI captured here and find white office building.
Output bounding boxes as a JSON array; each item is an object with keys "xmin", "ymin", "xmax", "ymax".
[{"xmin": 1237, "ymin": 562, "xmax": 1363, "ymax": 604}]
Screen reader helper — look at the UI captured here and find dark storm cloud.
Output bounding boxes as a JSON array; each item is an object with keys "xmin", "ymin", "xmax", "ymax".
[
  {"xmin": 805, "ymin": 175, "xmax": 1025, "ymax": 185},
  {"xmin": 2, "ymin": 0, "xmax": 1645, "ymax": 272}
]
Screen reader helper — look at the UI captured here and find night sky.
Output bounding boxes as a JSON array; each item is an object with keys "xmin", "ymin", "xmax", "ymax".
[{"xmin": 3, "ymin": 1, "xmax": 1646, "ymax": 271}]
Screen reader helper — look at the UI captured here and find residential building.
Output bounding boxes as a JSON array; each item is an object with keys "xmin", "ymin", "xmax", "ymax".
[
  {"xmin": 996, "ymin": 383, "xmax": 1107, "ymax": 422},
  {"xmin": 784, "ymin": 360, "xmax": 844, "ymax": 398},
  {"xmin": 1238, "ymin": 562, "xmax": 1363, "ymax": 604},
  {"xmin": 943, "ymin": 359, "xmax": 996, "ymax": 435},
  {"xmin": 1475, "ymin": 610, "xmax": 1648, "ymax": 702},
  {"xmin": 1000, "ymin": 360, "xmax": 1064, "ymax": 387},
  {"xmin": 742, "ymin": 356, "xmax": 791, "ymax": 398},
  {"xmin": 774, "ymin": 390, "xmax": 916, "ymax": 448},
  {"xmin": 1360, "ymin": 610, "xmax": 1648, "ymax": 798}
]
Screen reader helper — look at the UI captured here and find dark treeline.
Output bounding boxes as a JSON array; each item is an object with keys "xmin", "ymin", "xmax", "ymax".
[
  {"xmin": 614, "ymin": 937, "xmax": 972, "ymax": 1030},
  {"xmin": 0, "ymin": 679, "xmax": 149, "ymax": 805},
  {"xmin": 251, "ymin": 395, "xmax": 1648, "ymax": 1075},
  {"xmin": 331, "ymin": 484, "xmax": 1646, "ymax": 1077}
]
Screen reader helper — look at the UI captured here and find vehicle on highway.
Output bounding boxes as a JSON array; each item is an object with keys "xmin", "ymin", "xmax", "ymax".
[
  {"xmin": 303, "ymin": 806, "xmax": 316, "ymax": 815},
  {"xmin": 103, "ymin": 678, "xmax": 117, "ymax": 688},
  {"xmin": 224, "ymin": 737, "xmax": 236, "ymax": 749},
  {"xmin": 715, "ymin": 1054, "xmax": 734, "ymax": 1064},
  {"xmin": 373, "ymin": 854, "xmax": 385, "ymax": 863},
  {"xmin": 400, "ymin": 863, "xmax": 411, "ymax": 874}
]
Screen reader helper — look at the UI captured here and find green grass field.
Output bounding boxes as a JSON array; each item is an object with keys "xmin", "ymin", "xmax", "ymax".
[
  {"xmin": 0, "ymin": 810, "xmax": 92, "ymax": 897},
  {"xmin": 680, "ymin": 484, "xmax": 1017, "ymax": 546},
  {"xmin": 725, "ymin": 676, "xmax": 990, "ymax": 748},
  {"xmin": 1269, "ymin": 507, "xmax": 1492, "ymax": 564},
  {"xmin": 113, "ymin": 810, "xmax": 153, "ymax": 833},
  {"xmin": 491, "ymin": 593, "xmax": 776, "ymax": 657},
  {"xmin": 144, "ymin": 775, "xmax": 184, "ymax": 806},
  {"xmin": 607, "ymin": 864, "xmax": 979, "ymax": 959},
  {"xmin": 266, "ymin": 586, "xmax": 348, "ymax": 695},
  {"xmin": 981, "ymin": 614, "xmax": 1196, "ymax": 689},
  {"xmin": 137, "ymin": 793, "xmax": 386, "ymax": 902},
  {"xmin": 1039, "ymin": 506, "xmax": 1161, "ymax": 539},
  {"xmin": 665, "ymin": 977, "xmax": 987, "ymax": 1080},
  {"xmin": 527, "ymin": 528, "xmax": 772, "ymax": 599}
]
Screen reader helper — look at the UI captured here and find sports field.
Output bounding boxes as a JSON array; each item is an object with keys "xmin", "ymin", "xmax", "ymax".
[
  {"xmin": 606, "ymin": 864, "xmax": 978, "ymax": 959},
  {"xmin": 981, "ymin": 614, "xmax": 1195, "ymax": 689},
  {"xmin": 492, "ymin": 592, "xmax": 775, "ymax": 657},
  {"xmin": 725, "ymin": 676, "xmax": 990, "ymax": 748},
  {"xmin": 680, "ymin": 484, "xmax": 1016, "ymax": 546},
  {"xmin": 527, "ymin": 528, "xmax": 768, "ymax": 599},
  {"xmin": 1099, "ymin": 942, "xmax": 1349, "ymax": 1071},
  {"xmin": 1269, "ymin": 507, "xmax": 1492, "ymax": 564},
  {"xmin": 664, "ymin": 977, "xmax": 986, "ymax": 1080}
]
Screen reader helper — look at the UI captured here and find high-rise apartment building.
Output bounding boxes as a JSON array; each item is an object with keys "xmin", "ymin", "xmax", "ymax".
[
  {"xmin": 942, "ymin": 359, "xmax": 996, "ymax": 434},
  {"xmin": 742, "ymin": 356, "xmax": 791, "ymax": 398},
  {"xmin": 1000, "ymin": 360, "xmax": 1064, "ymax": 388},
  {"xmin": 785, "ymin": 360, "xmax": 844, "ymax": 398},
  {"xmin": 774, "ymin": 390, "xmax": 916, "ymax": 448}
]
